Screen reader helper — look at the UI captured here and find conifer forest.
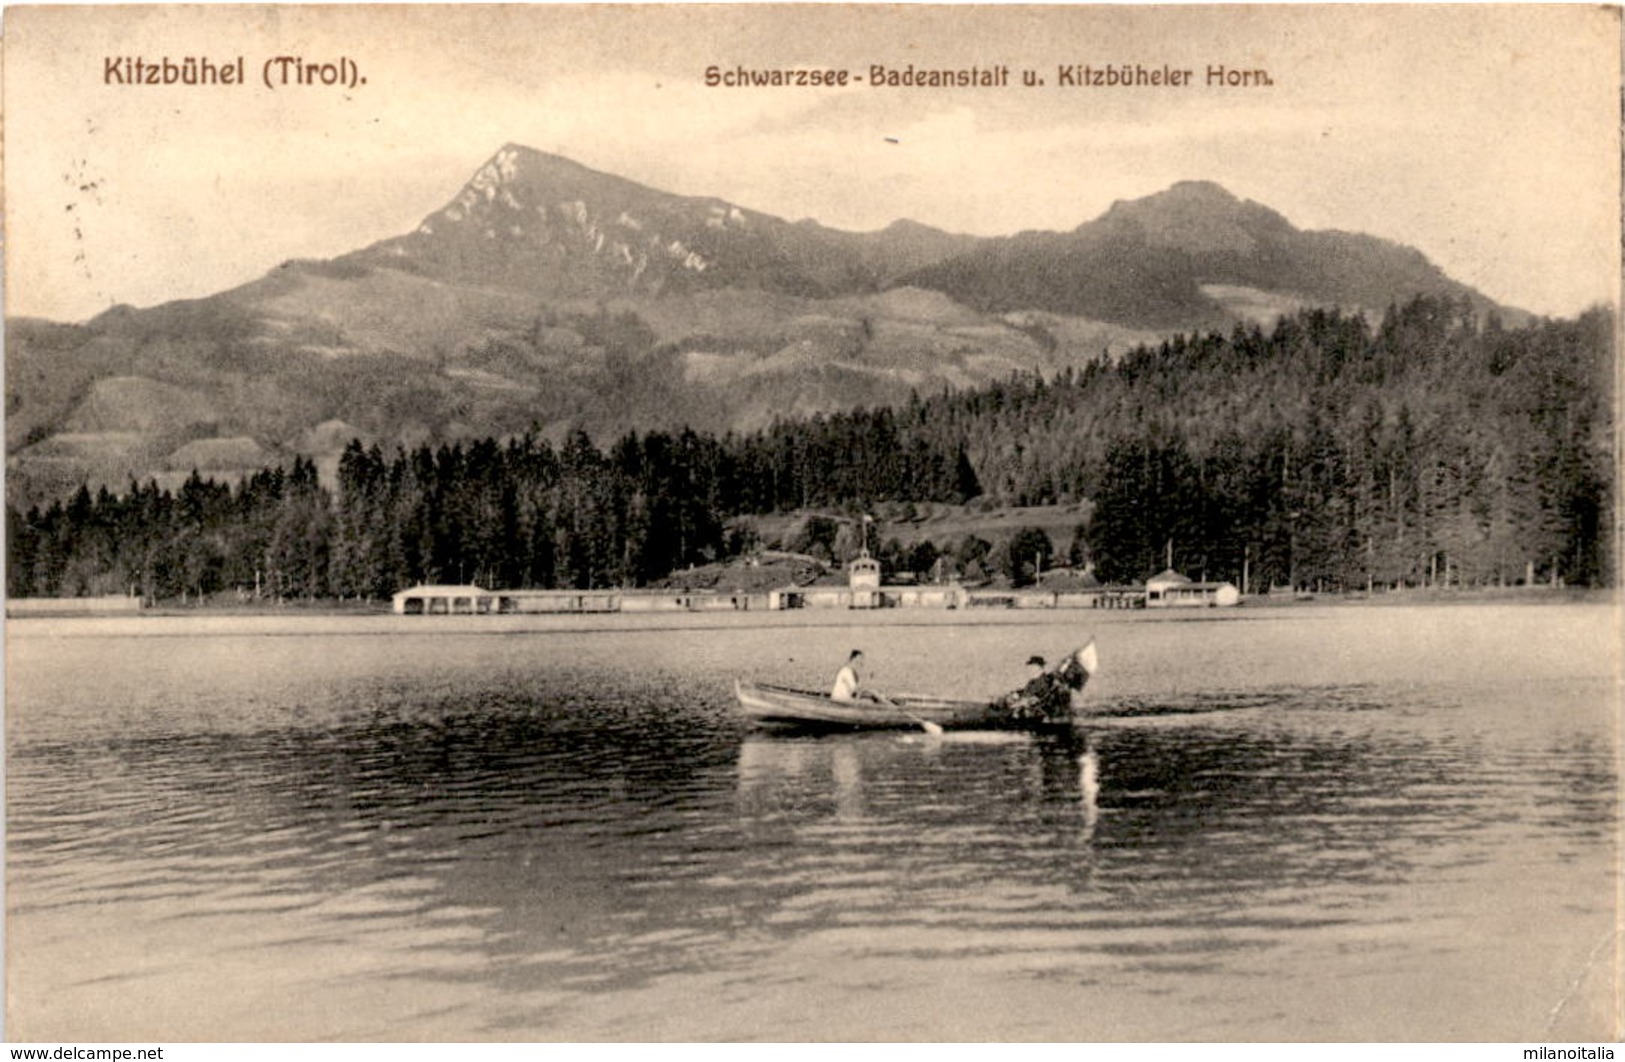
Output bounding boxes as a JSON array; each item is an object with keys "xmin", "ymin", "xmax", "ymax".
[{"xmin": 8, "ymin": 297, "xmax": 1614, "ymax": 601}]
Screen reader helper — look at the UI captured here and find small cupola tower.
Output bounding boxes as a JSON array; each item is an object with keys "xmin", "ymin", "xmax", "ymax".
[{"xmin": 848, "ymin": 551, "xmax": 881, "ymax": 590}]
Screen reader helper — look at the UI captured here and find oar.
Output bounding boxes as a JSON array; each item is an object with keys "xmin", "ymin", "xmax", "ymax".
[
  {"xmin": 873, "ymin": 692, "xmax": 943, "ymax": 736},
  {"xmin": 903, "ymin": 710, "xmax": 946, "ymax": 737}
]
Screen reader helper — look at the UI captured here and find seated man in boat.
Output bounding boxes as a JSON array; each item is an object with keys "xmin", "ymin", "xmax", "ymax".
[
  {"xmin": 831, "ymin": 649, "xmax": 866, "ymax": 701},
  {"xmin": 1002, "ymin": 655, "xmax": 1072, "ymax": 723}
]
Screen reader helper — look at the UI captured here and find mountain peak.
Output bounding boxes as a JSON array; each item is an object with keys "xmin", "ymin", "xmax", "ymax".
[
  {"xmin": 363, "ymin": 143, "xmax": 958, "ymax": 300},
  {"xmin": 486, "ymin": 143, "xmax": 607, "ymax": 182},
  {"xmin": 1162, "ymin": 179, "xmax": 1240, "ymax": 202},
  {"xmin": 1100, "ymin": 180, "xmax": 1276, "ymax": 223},
  {"xmin": 1090, "ymin": 180, "xmax": 1291, "ymax": 254},
  {"xmin": 881, "ymin": 217, "xmax": 944, "ymax": 235},
  {"xmin": 903, "ymin": 175, "xmax": 1502, "ymax": 329},
  {"xmin": 445, "ymin": 144, "xmax": 644, "ymax": 217}
]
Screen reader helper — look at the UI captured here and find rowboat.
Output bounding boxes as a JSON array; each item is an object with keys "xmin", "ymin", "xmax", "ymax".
[
  {"xmin": 736, "ymin": 641, "xmax": 1098, "ymax": 732},
  {"xmin": 734, "ymin": 680, "xmax": 1034, "ymax": 731}
]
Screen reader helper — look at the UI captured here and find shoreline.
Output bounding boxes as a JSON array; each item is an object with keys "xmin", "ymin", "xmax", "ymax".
[
  {"xmin": 100, "ymin": 583, "xmax": 1625, "ymax": 617},
  {"xmin": 6, "ymin": 586, "xmax": 1613, "ymax": 639}
]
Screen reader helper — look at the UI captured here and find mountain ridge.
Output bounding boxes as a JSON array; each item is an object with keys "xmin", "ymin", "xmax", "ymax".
[
  {"xmin": 5, "ymin": 143, "xmax": 1525, "ymax": 507},
  {"xmin": 902, "ymin": 177, "xmax": 1503, "ymax": 331}
]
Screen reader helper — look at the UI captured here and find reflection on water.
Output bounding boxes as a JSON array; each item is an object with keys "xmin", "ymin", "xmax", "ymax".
[
  {"xmin": 736, "ymin": 731, "xmax": 1099, "ymax": 845},
  {"xmin": 6, "ymin": 605, "xmax": 1618, "ymax": 1041}
]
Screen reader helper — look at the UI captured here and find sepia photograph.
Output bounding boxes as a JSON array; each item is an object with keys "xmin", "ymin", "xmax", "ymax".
[{"xmin": 3, "ymin": 3, "xmax": 1620, "ymax": 1044}]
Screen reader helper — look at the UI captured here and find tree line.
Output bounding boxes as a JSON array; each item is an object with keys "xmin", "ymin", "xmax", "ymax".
[{"xmin": 7, "ymin": 295, "xmax": 1613, "ymax": 600}]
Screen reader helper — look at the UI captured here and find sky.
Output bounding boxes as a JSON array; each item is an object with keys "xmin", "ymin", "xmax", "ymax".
[{"xmin": 4, "ymin": 4, "xmax": 1620, "ymax": 322}]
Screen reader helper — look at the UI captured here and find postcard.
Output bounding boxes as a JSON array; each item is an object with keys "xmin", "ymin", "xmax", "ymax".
[{"xmin": 5, "ymin": 3, "xmax": 1620, "ymax": 1046}]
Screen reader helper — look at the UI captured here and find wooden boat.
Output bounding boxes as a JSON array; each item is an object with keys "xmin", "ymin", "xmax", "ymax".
[
  {"xmin": 736, "ymin": 642, "xmax": 1097, "ymax": 732},
  {"xmin": 735, "ymin": 680, "xmax": 1026, "ymax": 731}
]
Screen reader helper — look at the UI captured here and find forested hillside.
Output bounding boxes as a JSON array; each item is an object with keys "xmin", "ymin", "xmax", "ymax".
[{"xmin": 8, "ymin": 296, "xmax": 1613, "ymax": 600}]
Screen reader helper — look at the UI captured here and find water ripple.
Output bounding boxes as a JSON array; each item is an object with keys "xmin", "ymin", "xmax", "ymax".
[{"xmin": 7, "ymin": 609, "xmax": 1616, "ymax": 1040}]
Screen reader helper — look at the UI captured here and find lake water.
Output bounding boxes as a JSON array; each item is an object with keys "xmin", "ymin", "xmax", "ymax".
[{"xmin": 6, "ymin": 602, "xmax": 1618, "ymax": 1042}]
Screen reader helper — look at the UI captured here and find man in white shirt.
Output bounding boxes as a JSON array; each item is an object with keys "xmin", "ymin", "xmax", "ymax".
[{"xmin": 831, "ymin": 649, "xmax": 864, "ymax": 701}]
